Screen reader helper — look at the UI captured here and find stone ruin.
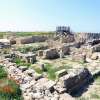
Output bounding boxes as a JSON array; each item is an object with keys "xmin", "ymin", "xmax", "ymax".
[
  {"xmin": 1, "ymin": 27, "xmax": 100, "ymax": 100},
  {"xmin": 43, "ymin": 48, "xmax": 59, "ymax": 59},
  {"xmin": 55, "ymin": 28, "xmax": 100, "ymax": 50},
  {"xmin": 8, "ymin": 30, "xmax": 100, "ymax": 63},
  {"xmin": 64, "ymin": 68, "xmax": 93, "ymax": 95},
  {"xmin": 88, "ymin": 39, "xmax": 100, "ymax": 46},
  {"xmin": 75, "ymin": 32, "xmax": 100, "ymax": 44},
  {"xmin": 37, "ymin": 43, "xmax": 71, "ymax": 59},
  {"xmin": 55, "ymin": 68, "xmax": 93, "ymax": 96},
  {"xmin": 2, "ymin": 58, "xmax": 93, "ymax": 99},
  {"xmin": 92, "ymin": 43, "xmax": 100, "ymax": 52},
  {"xmin": 15, "ymin": 52, "xmax": 36, "ymax": 64}
]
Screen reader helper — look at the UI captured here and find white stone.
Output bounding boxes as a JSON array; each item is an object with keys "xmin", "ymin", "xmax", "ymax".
[{"xmin": 59, "ymin": 93, "xmax": 74, "ymax": 100}]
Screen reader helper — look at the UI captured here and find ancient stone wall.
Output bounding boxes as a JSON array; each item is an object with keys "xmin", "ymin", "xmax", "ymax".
[
  {"xmin": 16, "ymin": 36, "xmax": 48, "ymax": 44},
  {"xmin": 75, "ymin": 32, "xmax": 100, "ymax": 43},
  {"xmin": 63, "ymin": 68, "xmax": 93, "ymax": 94}
]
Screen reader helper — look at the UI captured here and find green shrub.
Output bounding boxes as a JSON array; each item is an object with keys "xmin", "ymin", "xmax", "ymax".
[
  {"xmin": 91, "ymin": 93, "xmax": 100, "ymax": 99},
  {"xmin": 34, "ymin": 68, "xmax": 43, "ymax": 74},
  {"xmin": 44, "ymin": 63, "xmax": 56, "ymax": 80},
  {"xmin": 0, "ymin": 32, "xmax": 5, "ymax": 38},
  {"xmin": 0, "ymin": 79, "xmax": 22, "ymax": 100},
  {"xmin": 0, "ymin": 67, "xmax": 7, "ymax": 79},
  {"xmin": 13, "ymin": 58, "xmax": 31, "ymax": 68},
  {"xmin": 0, "ymin": 66, "xmax": 23, "ymax": 100}
]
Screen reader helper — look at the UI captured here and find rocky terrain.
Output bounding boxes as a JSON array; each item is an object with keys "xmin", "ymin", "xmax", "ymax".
[
  {"xmin": 0, "ymin": 58, "xmax": 96, "ymax": 100},
  {"xmin": 0, "ymin": 31, "xmax": 100, "ymax": 100}
]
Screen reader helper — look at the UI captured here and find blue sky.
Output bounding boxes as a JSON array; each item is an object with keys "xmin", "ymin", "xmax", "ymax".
[{"xmin": 0, "ymin": 0, "xmax": 100, "ymax": 32}]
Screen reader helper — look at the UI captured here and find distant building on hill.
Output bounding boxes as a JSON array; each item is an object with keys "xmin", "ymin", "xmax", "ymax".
[{"xmin": 56, "ymin": 26, "xmax": 71, "ymax": 36}]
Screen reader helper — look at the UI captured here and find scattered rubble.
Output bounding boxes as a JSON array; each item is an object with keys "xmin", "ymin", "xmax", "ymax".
[
  {"xmin": 91, "ymin": 53, "xmax": 98, "ymax": 60},
  {"xmin": 72, "ymin": 53, "xmax": 86, "ymax": 63},
  {"xmin": 0, "ymin": 59, "xmax": 94, "ymax": 100}
]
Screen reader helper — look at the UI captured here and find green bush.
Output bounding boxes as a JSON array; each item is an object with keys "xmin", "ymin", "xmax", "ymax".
[
  {"xmin": 0, "ymin": 66, "xmax": 23, "ymax": 100},
  {"xmin": 0, "ymin": 67, "xmax": 7, "ymax": 79},
  {"xmin": 44, "ymin": 63, "xmax": 56, "ymax": 80},
  {"xmin": 0, "ymin": 79, "xmax": 22, "ymax": 100},
  {"xmin": 0, "ymin": 32, "xmax": 5, "ymax": 38},
  {"xmin": 33, "ymin": 63, "xmax": 56, "ymax": 80},
  {"xmin": 13, "ymin": 58, "xmax": 31, "ymax": 68},
  {"xmin": 34, "ymin": 68, "xmax": 43, "ymax": 74},
  {"xmin": 18, "ymin": 45, "xmax": 47, "ymax": 53}
]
